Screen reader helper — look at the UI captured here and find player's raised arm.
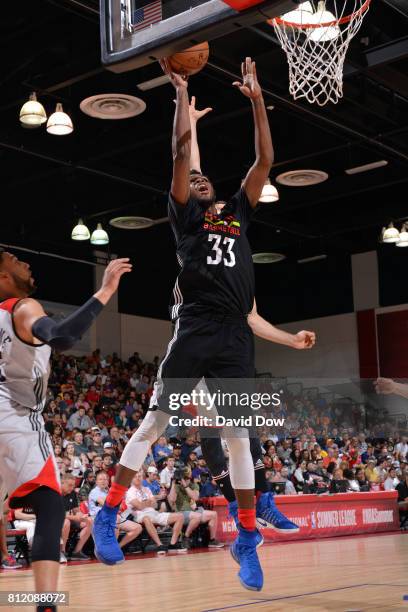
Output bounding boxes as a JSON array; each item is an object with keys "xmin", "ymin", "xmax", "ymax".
[
  {"xmin": 248, "ymin": 299, "xmax": 316, "ymax": 350},
  {"xmin": 13, "ymin": 258, "xmax": 132, "ymax": 348},
  {"xmin": 161, "ymin": 59, "xmax": 191, "ymax": 206},
  {"xmin": 233, "ymin": 58, "xmax": 274, "ymax": 208},
  {"xmin": 189, "ymin": 95, "xmax": 212, "ymax": 173}
]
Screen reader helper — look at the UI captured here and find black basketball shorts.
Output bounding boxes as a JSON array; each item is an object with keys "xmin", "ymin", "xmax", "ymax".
[{"xmin": 149, "ymin": 312, "xmax": 255, "ymax": 419}]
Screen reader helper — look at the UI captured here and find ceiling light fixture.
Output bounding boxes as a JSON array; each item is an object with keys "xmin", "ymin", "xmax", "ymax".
[
  {"xmin": 381, "ymin": 222, "xmax": 400, "ymax": 244},
  {"xmin": 109, "ymin": 216, "xmax": 155, "ymax": 229},
  {"xmin": 396, "ymin": 223, "xmax": 408, "ymax": 248},
  {"xmin": 71, "ymin": 219, "xmax": 90, "ymax": 241},
  {"xmin": 80, "ymin": 94, "xmax": 146, "ymax": 119},
  {"xmin": 252, "ymin": 252, "xmax": 286, "ymax": 264},
  {"xmin": 345, "ymin": 160, "xmax": 388, "ymax": 175},
  {"xmin": 276, "ymin": 169, "xmax": 328, "ymax": 187},
  {"xmin": 19, "ymin": 92, "xmax": 47, "ymax": 127},
  {"xmin": 46, "ymin": 103, "xmax": 73, "ymax": 135},
  {"xmin": 259, "ymin": 178, "xmax": 279, "ymax": 203},
  {"xmin": 90, "ymin": 223, "xmax": 109, "ymax": 245}
]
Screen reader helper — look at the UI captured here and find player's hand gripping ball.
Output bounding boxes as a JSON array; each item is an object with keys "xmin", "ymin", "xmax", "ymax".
[{"xmin": 163, "ymin": 42, "xmax": 209, "ymax": 78}]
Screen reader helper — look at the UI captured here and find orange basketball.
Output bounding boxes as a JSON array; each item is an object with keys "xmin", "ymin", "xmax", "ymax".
[{"xmin": 166, "ymin": 42, "xmax": 209, "ymax": 77}]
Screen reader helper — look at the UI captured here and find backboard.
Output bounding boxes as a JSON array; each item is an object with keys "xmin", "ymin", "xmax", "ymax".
[{"xmin": 101, "ymin": 0, "xmax": 294, "ymax": 72}]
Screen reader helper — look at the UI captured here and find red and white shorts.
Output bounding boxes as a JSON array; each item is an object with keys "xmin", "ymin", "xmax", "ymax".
[{"xmin": 0, "ymin": 400, "xmax": 61, "ymax": 508}]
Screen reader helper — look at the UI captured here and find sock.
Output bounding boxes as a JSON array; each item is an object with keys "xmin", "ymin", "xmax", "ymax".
[
  {"xmin": 37, "ymin": 607, "xmax": 56, "ymax": 612},
  {"xmin": 106, "ymin": 482, "xmax": 127, "ymax": 508},
  {"xmin": 214, "ymin": 472, "xmax": 236, "ymax": 503},
  {"xmin": 238, "ymin": 508, "xmax": 256, "ymax": 531}
]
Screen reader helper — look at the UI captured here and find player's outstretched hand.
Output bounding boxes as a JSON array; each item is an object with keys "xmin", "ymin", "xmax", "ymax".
[
  {"xmin": 99, "ymin": 258, "xmax": 132, "ymax": 299},
  {"xmin": 160, "ymin": 58, "xmax": 188, "ymax": 89},
  {"xmin": 293, "ymin": 330, "xmax": 316, "ymax": 350},
  {"xmin": 374, "ymin": 377, "xmax": 396, "ymax": 395},
  {"xmin": 232, "ymin": 57, "xmax": 262, "ymax": 100},
  {"xmin": 189, "ymin": 96, "xmax": 212, "ymax": 123}
]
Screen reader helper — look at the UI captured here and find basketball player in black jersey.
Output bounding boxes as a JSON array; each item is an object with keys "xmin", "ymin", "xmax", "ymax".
[
  {"xmin": 188, "ymin": 97, "xmax": 316, "ymax": 531},
  {"xmin": 95, "ymin": 57, "xmax": 281, "ymax": 592}
]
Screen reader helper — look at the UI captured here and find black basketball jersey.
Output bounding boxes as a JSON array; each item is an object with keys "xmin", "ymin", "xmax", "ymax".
[{"xmin": 168, "ymin": 188, "xmax": 255, "ymax": 320}]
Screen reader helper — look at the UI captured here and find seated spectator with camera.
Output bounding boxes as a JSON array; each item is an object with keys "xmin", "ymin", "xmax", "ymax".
[
  {"xmin": 168, "ymin": 467, "xmax": 223, "ymax": 549},
  {"xmin": 88, "ymin": 471, "xmax": 142, "ymax": 552},
  {"xmin": 125, "ymin": 471, "xmax": 186, "ymax": 554}
]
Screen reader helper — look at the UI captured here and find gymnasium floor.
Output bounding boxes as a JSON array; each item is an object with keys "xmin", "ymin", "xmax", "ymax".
[{"xmin": 2, "ymin": 533, "xmax": 408, "ymax": 612}]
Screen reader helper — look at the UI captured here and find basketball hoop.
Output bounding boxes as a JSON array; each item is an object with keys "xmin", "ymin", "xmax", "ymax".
[{"xmin": 268, "ymin": 0, "xmax": 371, "ymax": 106}]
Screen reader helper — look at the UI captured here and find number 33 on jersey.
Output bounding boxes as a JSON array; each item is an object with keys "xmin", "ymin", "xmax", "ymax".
[
  {"xmin": 207, "ymin": 234, "xmax": 236, "ymax": 267},
  {"xmin": 168, "ymin": 188, "xmax": 256, "ymax": 320}
]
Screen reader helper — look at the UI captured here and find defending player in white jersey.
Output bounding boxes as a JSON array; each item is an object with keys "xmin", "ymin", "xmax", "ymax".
[{"xmin": 0, "ymin": 249, "xmax": 131, "ymax": 612}]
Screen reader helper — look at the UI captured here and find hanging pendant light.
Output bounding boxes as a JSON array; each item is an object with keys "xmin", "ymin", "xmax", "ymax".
[
  {"xmin": 382, "ymin": 223, "xmax": 400, "ymax": 243},
  {"xmin": 396, "ymin": 223, "xmax": 408, "ymax": 248},
  {"xmin": 46, "ymin": 103, "xmax": 73, "ymax": 135},
  {"xmin": 71, "ymin": 219, "xmax": 90, "ymax": 241},
  {"xmin": 259, "ymin": 178, "xmax": 279, "ymax": 203},
  {"xmin": 19, "ymin": 92, "xmax": 47, "ymax": 127},
  {"xmin": 90, "ymin": 223, "xmax": 109, "ymax": 245}
]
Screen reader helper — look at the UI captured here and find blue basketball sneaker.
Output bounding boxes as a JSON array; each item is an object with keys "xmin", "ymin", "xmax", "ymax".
[
  {"xmin": 93, "ymin": 504, "xmax": 124, "ymax": 565},
  {"xmin": 230, "ymin": 526, "xmax": 264, "ymax": 592},
  {"xmin": 256, "ymin": 492, "xmax": 299, "ymax": 533},
  {"xmin": 228, "ymin": 501, "xmax": 264, "ymax": 548}
]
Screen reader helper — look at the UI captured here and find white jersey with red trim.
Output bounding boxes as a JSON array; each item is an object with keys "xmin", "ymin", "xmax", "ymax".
[{"xmin": 0, "ymin": 298, "xmax": 51, "ymax": 411}]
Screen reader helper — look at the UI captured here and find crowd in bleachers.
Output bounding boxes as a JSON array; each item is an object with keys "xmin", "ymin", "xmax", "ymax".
[{"xmin": 4, "ymin": 348, "xmax": 408, "ymax": 566}]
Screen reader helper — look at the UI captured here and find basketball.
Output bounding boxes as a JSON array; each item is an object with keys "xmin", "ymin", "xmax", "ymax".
[{"xmin": 166, "ymin": 42, "xmax": 209, "ymax": 76}]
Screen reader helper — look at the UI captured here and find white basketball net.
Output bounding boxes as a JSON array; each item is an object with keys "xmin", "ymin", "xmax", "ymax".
[{"xmin": 271, "ymin": 0, "xmax": 371, "ymax": 106}]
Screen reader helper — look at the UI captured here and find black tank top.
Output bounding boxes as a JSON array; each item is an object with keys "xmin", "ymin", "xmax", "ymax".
[{"xmin": 168, "ymin": 188, "xmax": 255, "ymax": 321}]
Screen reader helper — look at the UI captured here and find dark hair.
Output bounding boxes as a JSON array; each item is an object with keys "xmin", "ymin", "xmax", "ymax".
[
  {"xmin": 343, "ymin": 468, "xmax": 354, "ymax": 479},
  {"xmin": 326, "ymin": 462, "xmax": 336, "ymax": 475}
]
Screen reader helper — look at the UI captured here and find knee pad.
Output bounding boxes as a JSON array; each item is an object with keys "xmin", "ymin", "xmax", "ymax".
[
  {"xmin": 135, "ymin": 410, "xmax": 169, "ymax": 442},
  {"xmin": 225, "ymin": 436, "xmax": 255, "ymax": 490},
  {"xmin": 19, "ymin": 487, "xmax": 65, "ymax": 563}
]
